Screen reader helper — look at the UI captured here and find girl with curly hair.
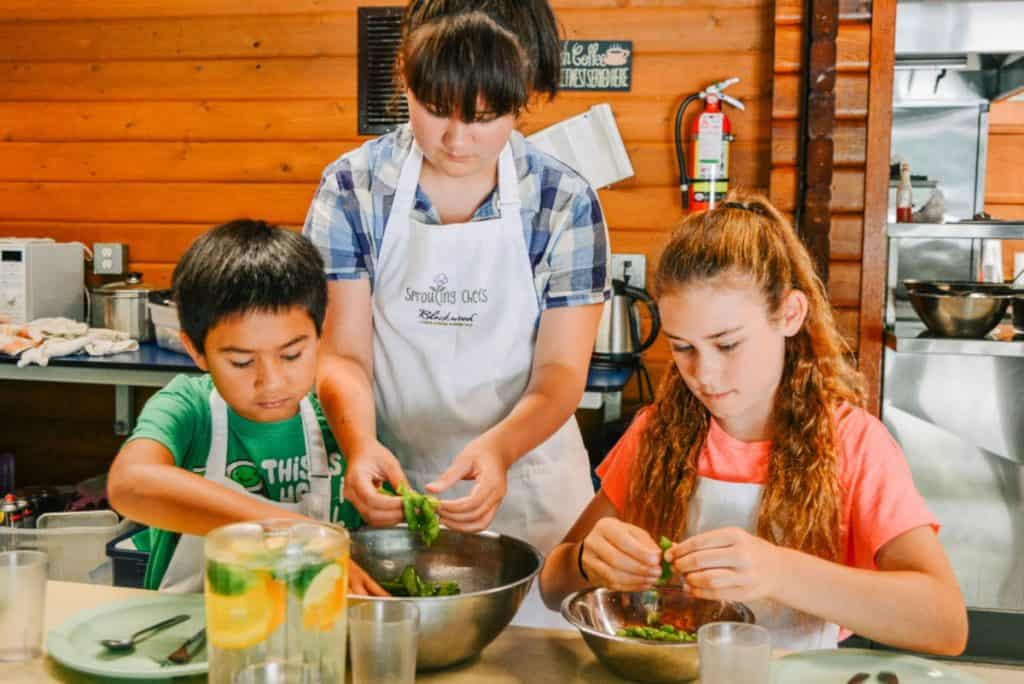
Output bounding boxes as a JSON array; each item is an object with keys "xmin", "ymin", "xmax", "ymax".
[{"xmin": 539, "ymin": 192, "xmax": 967, "ymax": 654}]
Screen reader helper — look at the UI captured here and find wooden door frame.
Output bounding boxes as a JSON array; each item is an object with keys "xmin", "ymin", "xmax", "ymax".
[{"xmin": 857, "ymin": 0, "xmax": 897, "ymax": 415}]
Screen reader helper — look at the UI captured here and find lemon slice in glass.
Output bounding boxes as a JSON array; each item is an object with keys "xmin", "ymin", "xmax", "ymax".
[
  {"xmin": 206, "ymin": 572, "xmax": 283, "ymax": 649},
  {"xmin": 301, "ymin": 562, "xmax": 347, "ymax": 632}
]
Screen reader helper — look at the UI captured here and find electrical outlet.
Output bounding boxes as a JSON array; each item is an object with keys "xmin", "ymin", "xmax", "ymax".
[
  {"xmin": 611, "ymin": 253, "xmax": 646, "ymax": 288},
  {"xmin": 93, "ymin": 242, "xmax": 127, "ymax": 275}
]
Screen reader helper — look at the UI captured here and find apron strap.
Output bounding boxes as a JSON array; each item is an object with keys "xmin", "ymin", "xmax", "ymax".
[
  {"xmin": 496, "ymin": 143, "xmax": 521, "ymax": 213},
  {"xmin": 298, "ymin": 396, "xmax": 331, "ymax": 522},
  {"xmin": 207, "ymin": 388, "xmax": 231, "ymax": 484},
  {"xmin": 392, "ymin": 141, "xmax": 424, "ymax": 218}
]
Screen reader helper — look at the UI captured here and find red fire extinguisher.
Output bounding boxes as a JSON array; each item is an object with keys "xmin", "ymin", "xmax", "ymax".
[{"xmin": 675, "ymin": 77, "xmax": 745, "ymax": 211}]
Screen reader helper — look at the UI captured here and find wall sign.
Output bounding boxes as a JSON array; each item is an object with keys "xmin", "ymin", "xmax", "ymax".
[{"xmin": 560, "ymin": 40, "xmax": 633, "ymax": 92}]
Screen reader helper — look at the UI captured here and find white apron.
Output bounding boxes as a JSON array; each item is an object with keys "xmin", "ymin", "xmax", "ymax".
[
  {"xmin": 371, "ymin": 142, "xmax": 595, "ymax": 628},
  {"xmin": 686, "ymin": 476, "xmax": 841, "ymax": 651},
  {"xmin": 159, "ymin": 389, "xmax": 332, "ymax": 593}
]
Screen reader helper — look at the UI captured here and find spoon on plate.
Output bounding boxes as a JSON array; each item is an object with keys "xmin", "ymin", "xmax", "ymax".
[{"xmin": 101, "ymin": 614, "xmax": 191, "ymax": 653}]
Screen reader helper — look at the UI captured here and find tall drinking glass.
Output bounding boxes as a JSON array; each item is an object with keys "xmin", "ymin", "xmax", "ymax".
[
  {"xmin": 0, "ymin": 550, "xmax": 48, "ymax": 662},
  {"xmin": 204, "ymin": 520, "xmax": 349, "ymax": 684},
  {"xmin": 349, "ymin": 602, "xmax": 419, "ymax": 684},
  {"xmin": 698, "ymin": 621, "xmax": 771, "ymax": 684}
]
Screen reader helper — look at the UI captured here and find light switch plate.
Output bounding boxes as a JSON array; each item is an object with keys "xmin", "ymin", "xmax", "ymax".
[
  {"xmin": 611, "ymin": 253, "xmax": 646, "ymax": 288},
  {"xmin": 93, "ymin": 242, "xmax": 127, "ymax": 275}
]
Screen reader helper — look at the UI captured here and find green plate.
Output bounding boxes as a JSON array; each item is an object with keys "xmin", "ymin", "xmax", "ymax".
[
  {"xmin": 46, "ymin": 593, "xmax": 207, "ymax": 680},
  {"xmin": 773, "ymin": 648, "xmax": 985, "ymax": 683}
]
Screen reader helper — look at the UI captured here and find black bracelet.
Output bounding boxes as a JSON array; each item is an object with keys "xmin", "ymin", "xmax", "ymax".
[{"xmin": 577, "ymin": 541, "xmax": 590, "ymax": 582}]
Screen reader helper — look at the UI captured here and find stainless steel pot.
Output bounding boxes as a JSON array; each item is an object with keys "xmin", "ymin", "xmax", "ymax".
[{"xmin": 89, "ymin": 272, "xmax": 155, "ymax": 341}]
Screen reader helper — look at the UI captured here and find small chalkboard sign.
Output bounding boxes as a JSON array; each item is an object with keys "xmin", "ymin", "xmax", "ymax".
[{"xmin": 559, "ymin": 40, "xmax": 633, "ymax": 92}]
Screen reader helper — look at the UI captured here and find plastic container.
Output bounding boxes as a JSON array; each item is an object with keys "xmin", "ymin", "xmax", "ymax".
[
  {"xmin": 0, "ymin": 513, "xmax": 134, "ymax": 584},
  {"xmin": 148, "ymin": 298, "xmax": 188, "ymax": 355},
  {"xmin": 105, "ymin": 527, "xmax": 149, "ymax": 588}
]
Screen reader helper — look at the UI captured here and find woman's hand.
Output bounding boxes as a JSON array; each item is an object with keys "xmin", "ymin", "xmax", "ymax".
[
  {"xmin": 427, "ymin": 436, "xmax": 508, "ymax": 532},
  {"xmin": 348, "ymin": 559, "xmax": 389, "ymax": 597},
  {"xmin": 343, "ymin": 441, "xmax": 406, "ymax": 527},
  {"xmin": 580, "ymin": 518, "xmax": 663, "ymax": 591},
  {"xmin": 667, "ymin": 527, "xmax": 784, "ymax": 602}
]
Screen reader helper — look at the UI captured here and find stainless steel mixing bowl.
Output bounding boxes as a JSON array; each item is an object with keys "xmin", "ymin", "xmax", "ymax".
[
  {"xmin": 349, "ymin": 527, "xmax": 542, "ymax": 670},
  {"xmin": 907, "ymin": 291, "xmax": 1011, "ymax": 338},
  {"xmin": 561, "ymin": 587, "xmax": 755, "ymax": 683}
]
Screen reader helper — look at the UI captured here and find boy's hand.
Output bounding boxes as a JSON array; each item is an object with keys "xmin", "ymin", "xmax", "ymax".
[
  {"xmin": 427, "ymin": 436, "xmax": 508, "ymax": 533},
  {"xmin": 667, "ymin": 527, "xmax": 783, "ymax": 603},
  {"xmin": 580, "ymin": 518, "xmax": 663, "ymax": 591},
  {"xmin": 348, "ymin": 559, "xmax": 389, "ymax": 597},
  {"xmin": 343, "ymin": 441, "xmax": 406, "ymax": 527}
]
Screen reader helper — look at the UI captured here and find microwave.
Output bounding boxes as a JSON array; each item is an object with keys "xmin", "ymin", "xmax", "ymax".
[{"xmin": 0, "ymin": 238, "xmax": 85, "ymax": 325}]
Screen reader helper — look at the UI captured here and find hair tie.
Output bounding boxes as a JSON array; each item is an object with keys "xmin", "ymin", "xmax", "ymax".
[
  {"xmin": 721, "ymin": 200, "xmax": 768, "ymax": 216},
  {"xmin": 577, "ymin": 541, "xmax": 590, "ymax": 582}
]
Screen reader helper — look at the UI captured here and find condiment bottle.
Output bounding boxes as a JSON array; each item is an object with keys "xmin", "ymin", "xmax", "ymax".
[{"xmin": 896, "ymin": 161, "xmax": 913, "ymax": 223}]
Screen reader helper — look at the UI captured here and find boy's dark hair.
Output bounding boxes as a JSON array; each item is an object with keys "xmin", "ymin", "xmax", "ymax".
[
  {"xmin": 400, "ymin": 0, "xmax": 562, "ymax": 122},
  {"xmin": 172, "ymin": 219, "xmax": 327, "ymax": 353}
]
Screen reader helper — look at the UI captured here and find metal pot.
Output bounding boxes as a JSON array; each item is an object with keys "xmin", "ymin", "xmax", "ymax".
[{"xmin": 89, "ymin": 272, "xmax": 155, "ymax": 341}]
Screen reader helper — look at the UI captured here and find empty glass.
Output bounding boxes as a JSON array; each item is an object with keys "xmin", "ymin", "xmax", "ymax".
[
  {"xmin": 698, "ymin": 621, "xmax": 771, "ymax": 684},
  {"xmin": 233, "ymin": 662, "xmax": 321, "ymax": 684},
  {"xmin": 348, "ymin": 602, "xmax": 419, "ymax": 684},
  {"xmin": 0, "ymin": 550, "xmax": 48, "ymax": 662}
]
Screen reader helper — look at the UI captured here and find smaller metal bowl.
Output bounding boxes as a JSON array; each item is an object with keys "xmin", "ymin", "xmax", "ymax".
[
  {"xmin": 1012, "ymin": 292, "xmax": 1024, "ymax": 334},
  {"xmin": 903, "ymin": 279, "xmax": 1015, "ymax": 296},
  {"xmin": 903, "ymin": 280, "xmax": 1012, "ymax": 338},
  {"xmin": 561, "ymin": 587, "xmax": 754, "ymax": 683}
]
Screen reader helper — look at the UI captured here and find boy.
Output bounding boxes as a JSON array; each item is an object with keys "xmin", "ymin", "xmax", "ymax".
[{"xmin": 108, "ymin": 220, "xmax": 384, "ymax": 595}]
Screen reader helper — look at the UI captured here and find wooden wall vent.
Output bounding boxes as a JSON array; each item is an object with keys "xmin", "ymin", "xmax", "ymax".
[{"xmin": 358, "ymin": 6, "xmax": 407, "ymax": 135}]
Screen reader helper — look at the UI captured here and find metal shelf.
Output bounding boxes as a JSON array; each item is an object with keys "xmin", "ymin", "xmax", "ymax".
[
  {"xmin": 888, "ymin": 179, "xmax": 938, "ymax": 189},
  {"xmin": 888, "ymin": 222, "xmax": 1024, "ymax": 240},
  {"xmin": 884, "ymin": 323, "xmax": 1024, "ymax": 357}
]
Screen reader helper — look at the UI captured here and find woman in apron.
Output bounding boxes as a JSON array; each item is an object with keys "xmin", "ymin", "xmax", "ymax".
[
  {"xmin": 538, "ymin": 194, "xmax": 968, "ymax": 655},
  {"xmin": 304, "ymin": 1, "xmax": 609, "ymax": 627}
]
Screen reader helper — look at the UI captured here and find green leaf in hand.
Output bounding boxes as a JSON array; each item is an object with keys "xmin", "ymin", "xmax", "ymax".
[
  {"xmin": 380, "ymin": 482, "xmax": 442, "ymax": 547},
  {"xmin": 656, "ymin": 536, "xmax": 672, "ymax": 585}
]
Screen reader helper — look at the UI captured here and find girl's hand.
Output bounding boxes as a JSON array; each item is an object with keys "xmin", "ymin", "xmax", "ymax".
[
  {"xmin": 343, "ymin": 441, "xmax": 406, "ymax": 527},
  {"xmin": 667, "ymin": 527, "xmax": 784, "ymax": 602},
  {"xmin": 427, "ymin": 437, "xmax": 508, "ymax": 532},
  {"xmin": 580, "ymin": 518, "xmax": 663, "ymax": 591},
  {"xmin": 348, "ymin": 559, "xmax": 389, "ymax": 597}
]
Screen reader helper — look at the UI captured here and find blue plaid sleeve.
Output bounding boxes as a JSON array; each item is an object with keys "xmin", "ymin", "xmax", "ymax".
[
  {"xmin": 539, "ymin": 170, "xmax": 611, "ymax": 310},
  {"xmin": 302, "ymin": 157, "xmax": 373, "ymax": 281}
]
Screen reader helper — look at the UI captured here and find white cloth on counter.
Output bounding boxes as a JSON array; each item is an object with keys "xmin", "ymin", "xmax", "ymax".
[{"xmin": 0, "ymin": 317, "xmax": 138, "ymax": 367}]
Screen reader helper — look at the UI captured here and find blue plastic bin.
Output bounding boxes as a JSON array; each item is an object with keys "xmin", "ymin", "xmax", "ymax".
[{"xmin": 105, "ymin": 526, "xmax": 149, "ymax": 588}]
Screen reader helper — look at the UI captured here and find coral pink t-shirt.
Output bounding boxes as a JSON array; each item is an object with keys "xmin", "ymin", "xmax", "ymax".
[{"xmin": 596, "ymin": 404, "xmax": 939, "ymax": 573}]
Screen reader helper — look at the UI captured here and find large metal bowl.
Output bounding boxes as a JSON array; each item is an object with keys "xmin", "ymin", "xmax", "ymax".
[
  {"xmin": 561, "ymin": 587, "xmax": 754, "ymax": 683},
  {"xmin": 903, "ymin": 279, "xmax": 1013, "ymax": 338},
  {"xmin": 349, "ymin": 527, "xmax": 541, "ymax": 670}
]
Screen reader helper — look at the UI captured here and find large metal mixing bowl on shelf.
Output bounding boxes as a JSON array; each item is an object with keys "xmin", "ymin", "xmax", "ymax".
[
  {"xmin": 349, "ymin": 527, "xmax": 542, "ymax": 670},
  {"xmin": 903, "ymin": 279, "xmax": 1014, "ymax": 338},
  {"xmin": 561, "ymin": 586, "xmax": 755, "ymax": 683}
]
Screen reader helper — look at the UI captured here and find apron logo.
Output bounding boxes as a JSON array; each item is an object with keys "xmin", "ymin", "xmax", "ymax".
[
  {"xmin": 404, "ymin": 272, "xmax": 488, "ymax": 327},
  {"xmin": 226, "ymin": 461, "xmax": 266, "ymax": 494}
]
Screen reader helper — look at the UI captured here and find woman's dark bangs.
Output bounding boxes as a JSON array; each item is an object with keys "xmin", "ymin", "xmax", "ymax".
[{"xmin": 404, "ymin": 22, "xmax": 529, "ymax": 121}]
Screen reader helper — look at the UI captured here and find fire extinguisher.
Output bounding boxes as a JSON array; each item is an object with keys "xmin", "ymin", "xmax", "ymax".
[{"xmin": 674, "ymin": 77, "xmax": 745, "ymax": 211}]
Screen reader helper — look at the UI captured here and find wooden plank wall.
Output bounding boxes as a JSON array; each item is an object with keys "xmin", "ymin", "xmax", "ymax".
[
  {"xmin": 0, "ymin": 1, "xmax": 776, "ymax": 485},
  {"xmin": 989, "ymin": 101, "xmax": 1024, "ymax": 279},
  {"xmin": 769, "ymin": 0, "xmax": 872, "ymax": 352}
]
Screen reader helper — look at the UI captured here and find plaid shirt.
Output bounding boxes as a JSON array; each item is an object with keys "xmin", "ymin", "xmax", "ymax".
[{"xmin": 303, "ymin": 124, "xmax": 610, "ymax": 310}]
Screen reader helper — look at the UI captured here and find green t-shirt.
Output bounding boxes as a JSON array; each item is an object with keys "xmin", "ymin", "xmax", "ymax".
[{"xmin": 126, "ymin": 374, "xmax": 361, "ymax": 590}]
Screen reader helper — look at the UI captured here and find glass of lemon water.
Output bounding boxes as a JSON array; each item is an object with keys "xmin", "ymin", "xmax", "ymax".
[{"xmin": 204, "ymin": 520, "xmax": 349, "ymax": 684}]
